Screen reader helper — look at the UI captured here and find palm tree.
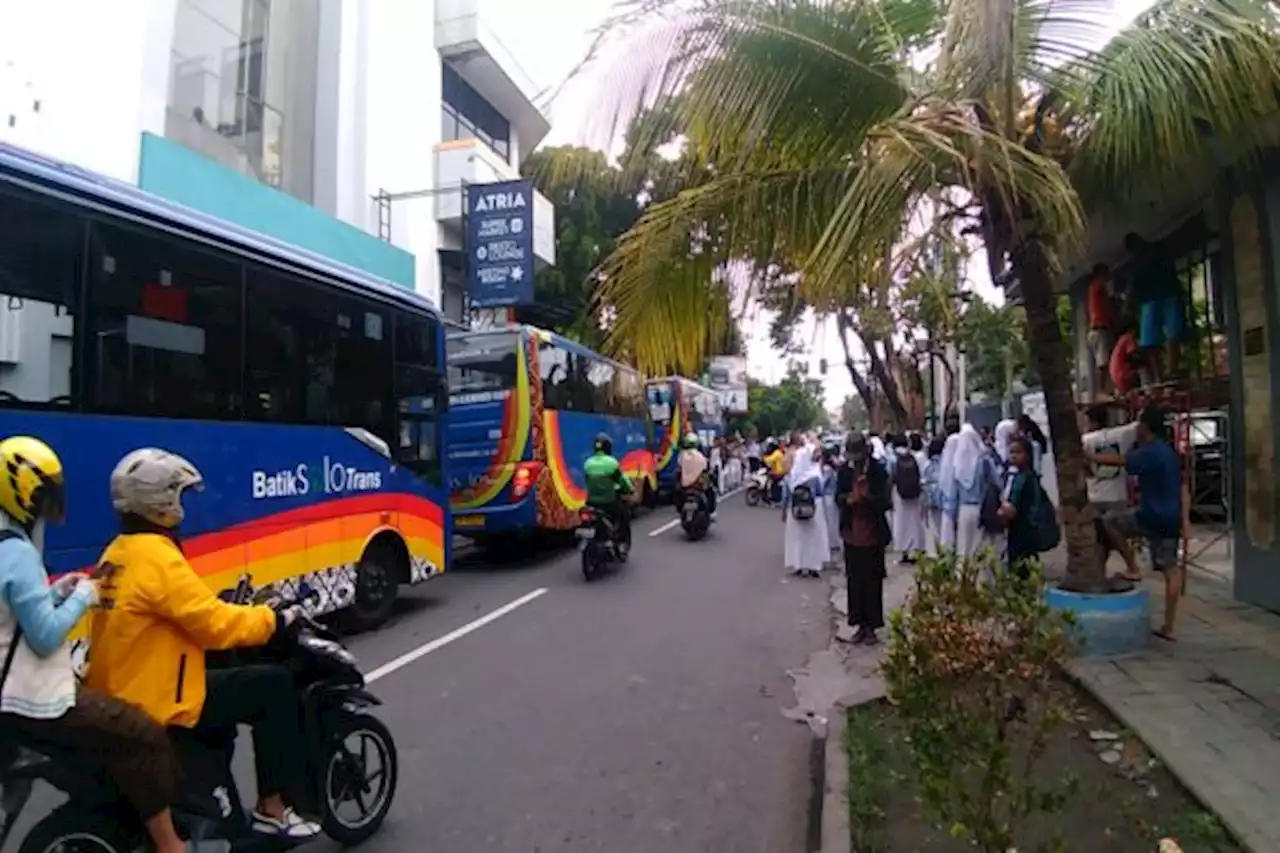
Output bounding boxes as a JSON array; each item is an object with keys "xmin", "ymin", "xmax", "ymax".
[{"xmin": 581, "ymin": 0, "xmax": 1280, "ymax": 591}]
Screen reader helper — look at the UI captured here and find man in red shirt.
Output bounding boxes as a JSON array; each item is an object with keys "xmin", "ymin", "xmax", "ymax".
[
  {"xmin": 1110, "ymin": 321, "xmax": 1140, "ymax": 395},
  {"xmin": 1086, "ymin": 263, "xmax": 1116, "ymax": 398}
]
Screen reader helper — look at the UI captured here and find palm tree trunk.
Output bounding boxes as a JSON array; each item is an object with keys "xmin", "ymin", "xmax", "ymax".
[{"xmin": 1015, "ymin": 242, "xmax": 1104, "ymax": 592}]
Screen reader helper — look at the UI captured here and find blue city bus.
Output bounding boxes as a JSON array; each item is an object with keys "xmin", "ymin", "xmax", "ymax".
[
  {"xmin": 646, "ymin": 376, "xmax": 724, "ymax": 496},
  {"xmin": 0, "ymin": 141, "xmax": 449, "ymax": 637},
  {"xmin": 445, "ymin": 325, "xmax": 656, "ymax": 541}
]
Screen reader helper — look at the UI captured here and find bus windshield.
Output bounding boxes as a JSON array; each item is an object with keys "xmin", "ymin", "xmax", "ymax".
[
  {"xmin": 447, "ymin": 332, "xmax": 521, "ymax": 400},
  {"xmin": 646, "ymin": 382, "xmax": 674, "ymax": 425}
]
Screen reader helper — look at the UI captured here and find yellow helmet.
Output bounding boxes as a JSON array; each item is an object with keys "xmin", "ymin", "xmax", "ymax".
[{"xmin": 0, "ymin": 436, "xmax": 66, "ymax": 529}]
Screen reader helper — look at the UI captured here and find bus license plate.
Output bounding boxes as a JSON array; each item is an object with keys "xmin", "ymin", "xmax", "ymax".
[{"xmin": 454, "ymin": 515, "xmax": 486, "ymax": 529}]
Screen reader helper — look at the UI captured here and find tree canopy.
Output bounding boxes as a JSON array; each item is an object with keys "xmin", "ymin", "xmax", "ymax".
[
  {"xmin": 727, "ymin": 375, "xmax": 829, "ymax": 438},
  {"xmin": 576, "ymin": 0, "xmax": 1280, "ymax": 588}
]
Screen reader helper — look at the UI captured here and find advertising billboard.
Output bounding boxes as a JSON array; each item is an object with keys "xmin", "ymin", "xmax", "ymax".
[
  {"xmin": 466, "ymin": 179, "xmax": 534, "ymax": 308},
  {"xmin": 707, "ymin": 355, "xmax": 748, "ymax": 414}
]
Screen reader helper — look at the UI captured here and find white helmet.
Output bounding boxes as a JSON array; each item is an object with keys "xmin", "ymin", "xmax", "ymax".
[{"xmin": 110, "ymin": 448, "xmax": 203, "ymax": 528}]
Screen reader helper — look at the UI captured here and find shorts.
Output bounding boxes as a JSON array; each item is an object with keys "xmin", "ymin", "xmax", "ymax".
[
  {"xmin": 1087, "ymin": 328, "xmax": 1114, "ymax": 369},
  {"xmin": 1098, "ymin": 508, "xmax": 1179, "ymax": 571},
  {"xmin": 1139, "ymin": 295, "xmax": 1185, "ymax": 348}
]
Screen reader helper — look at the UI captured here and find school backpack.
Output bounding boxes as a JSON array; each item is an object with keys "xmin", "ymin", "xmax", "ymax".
[
  {"xmin": 790, "ymin": 483, "xmax": 817, "ymax": 521},
  {"xmin": 893, "ymin": 454, "xmax": 922, "ymax": 500},
  {"xmin": 979, "ymin": 478, "xmax": 1005, "ymax": 533},
  {"xmin": 1027, "ymin": 476, "xmax": 1061, "ymax": 553}
]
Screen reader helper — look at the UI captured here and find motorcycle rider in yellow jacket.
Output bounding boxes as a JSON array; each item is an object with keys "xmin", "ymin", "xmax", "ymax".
[{"xmin": 86, "ymin": 448, "xmax": 322, "ymax": 841}]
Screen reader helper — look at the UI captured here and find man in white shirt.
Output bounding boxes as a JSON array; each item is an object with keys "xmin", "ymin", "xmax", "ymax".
[
  {"xmin": 678, "ymin": 434, "xmax": 716, "ymax": 518},
  {"xmin": 1081, "ymin": 413, "xmax": 1140, "ymax": 515}
]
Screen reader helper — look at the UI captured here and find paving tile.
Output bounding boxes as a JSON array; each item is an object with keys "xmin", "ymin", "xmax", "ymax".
[{"xmin": 1073, "ymin": 571, "xmax": 1280, "ymax": 852}]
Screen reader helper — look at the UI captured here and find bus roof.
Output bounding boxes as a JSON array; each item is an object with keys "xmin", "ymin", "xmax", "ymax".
[
  {"xmin": 0, "ymin": 141, "xmax": 442, "ymax": 320},
  {"xmin": 648, "ymin": 375, "xmax": 720, "ymax": 397},
  {"xmin": 448, "ymin": 324, "xmax": 644, "ymax": 376}
]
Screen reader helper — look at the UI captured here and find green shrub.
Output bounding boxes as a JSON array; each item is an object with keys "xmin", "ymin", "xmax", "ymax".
[{"xmin": 881, "ymin": 550, "xmax": 1078, "ymax": 852}]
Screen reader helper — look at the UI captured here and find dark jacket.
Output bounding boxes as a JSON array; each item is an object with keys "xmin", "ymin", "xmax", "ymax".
[{"xmin": 836, "ymin": 458, "xmax": 892, "ymax": 549}]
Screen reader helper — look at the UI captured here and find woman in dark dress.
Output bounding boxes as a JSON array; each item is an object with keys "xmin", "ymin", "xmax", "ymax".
[{"xmin": 836, "ymin": 435, "xmax": 893, "ymax": 644}]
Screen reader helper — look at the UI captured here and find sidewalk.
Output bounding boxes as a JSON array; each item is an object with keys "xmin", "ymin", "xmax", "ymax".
[
  {"xmin": 1066, "ymin": 540, "xmax": 1280, "ymax": 853},
  {"xmin": 787, "ymin": 566, "xmax": 916, "ymax": 853}
]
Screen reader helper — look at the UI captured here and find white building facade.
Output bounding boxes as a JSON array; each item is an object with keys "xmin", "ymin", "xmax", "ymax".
[{"xmin": 0, "ymin": 0, "xmax": 555, "ymax": 322}]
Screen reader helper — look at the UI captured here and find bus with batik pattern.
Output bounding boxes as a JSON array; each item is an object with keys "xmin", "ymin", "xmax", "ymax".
[
  {"xmin": 445, "ymin": 326, "xmax": 655, "ymax": 542},
  {"xmin": 646, "ymin": 376, "xmax": 724, "ymax": 497},
  {"xmin": 0, "ymin": 142, "xmax": 449, "ymax": 640}
]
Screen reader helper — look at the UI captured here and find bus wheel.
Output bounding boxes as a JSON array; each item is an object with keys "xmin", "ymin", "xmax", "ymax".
[{"xmin": 342, "ymin": 540, "xmax": 402, "ymax": 633}]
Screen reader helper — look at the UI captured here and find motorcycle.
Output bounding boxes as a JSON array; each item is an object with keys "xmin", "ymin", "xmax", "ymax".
[
  {"xmin": 679, "ymin": 487, "xmax": 712, "ymax": 540},
  {"xmin": 744, "ymin": 468, "xmax": 778, "ymax": 507},
  {"xmin": 2, "ymin": 576, "xmax": 397, "ymax": 853},
  {"xmin": 577, "ymin": 505, "xmax": 630, "ymax": 580}
]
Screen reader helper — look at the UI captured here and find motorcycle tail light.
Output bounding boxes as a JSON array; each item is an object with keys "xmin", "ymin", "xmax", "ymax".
[
  {"xmin": 579, "ymin": 508, "xmax": 595, "ymax": 523},
  {"xmin": 512, "ymin": 463, "xmax": 539, "ymax": 500}
]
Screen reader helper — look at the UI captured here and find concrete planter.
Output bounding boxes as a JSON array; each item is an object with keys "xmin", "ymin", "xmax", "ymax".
[{"xmin": 1046, "ymin": 584, "xmax": 1151, "ymax": 657}]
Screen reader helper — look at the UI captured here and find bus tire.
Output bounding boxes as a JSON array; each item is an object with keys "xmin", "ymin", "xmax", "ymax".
[{"xmin": 341, "ymin": 537, "xmax": 405, "ymax": 633}]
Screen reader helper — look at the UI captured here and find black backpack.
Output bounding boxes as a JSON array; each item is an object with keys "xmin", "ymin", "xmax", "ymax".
[
  {"xmin": 1026, "ymin": 477, "xmax": 1061, "ymax": 552},
  {"xmin": 893, "ymin": 454, "xmax": 922, "ymax": 500},
  {"xmin": 979, "ymin": 479, "xmax": 1005, "ymax": 533},
  {"xmin": 790, "ymin": 484, "xmax": 817, "ymax": 520}
]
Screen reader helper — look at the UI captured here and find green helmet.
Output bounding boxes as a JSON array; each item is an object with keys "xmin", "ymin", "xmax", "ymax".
[{"xmin": 681, "ymin": 433, "xmax": 700, "ymax": 450}]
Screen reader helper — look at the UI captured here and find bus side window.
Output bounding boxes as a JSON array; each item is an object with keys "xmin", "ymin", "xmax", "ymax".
[
  {"xmin": 245, "ymin": 268, "xmax": 393, "ymax": 443},
  {"xmin": 86, "ymin": 221, "xmax": 243, "ymax": 421},
  {"xmin": 586, "ymin": 359, "xmax": 615, "ymax": 416},
  {"xmin": 393, "ymin": 310, "xmax": 444, "ymax": 485},
  {"xmin": 539, "ymin": 340, "xmax": 572, "ymax": 410},
  {"xmin": 0, "ymin": 184, "xmax": 83, "ymax": 409}
]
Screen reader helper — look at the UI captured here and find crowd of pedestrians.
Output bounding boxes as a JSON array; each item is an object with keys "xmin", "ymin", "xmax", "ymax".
[{"xmin": 752, "ymin": 400, "xmax": 1188, "ymax": 645}]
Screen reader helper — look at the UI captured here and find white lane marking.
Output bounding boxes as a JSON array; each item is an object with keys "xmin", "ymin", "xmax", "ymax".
[
  {"xmin": 364, "ymin": 587, "xmax": 549, "ymax": 683},
  {"xmin": 648, "ymin": 517, "xmax": 682, "ymax": 537},
  {"xmin": 647, "ymin": 484, "xmax": 748, "ymax": 537}
]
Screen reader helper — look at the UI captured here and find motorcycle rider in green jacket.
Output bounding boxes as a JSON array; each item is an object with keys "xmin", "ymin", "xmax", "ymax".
[{"xmin": 584, "ymin": 433, "xmax": 633, "ymax": 551}]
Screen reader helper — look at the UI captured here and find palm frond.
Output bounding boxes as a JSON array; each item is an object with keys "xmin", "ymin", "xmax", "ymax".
[
  {"xmin": 1069, "ymin": 0, "xmax": 1280, "ymax": 199},
  {"xmin": 801, "ymin": 106, "xmax": 1086, "ymax": 302}
]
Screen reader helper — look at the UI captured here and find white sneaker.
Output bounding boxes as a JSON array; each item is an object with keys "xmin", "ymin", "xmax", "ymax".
[{"xmin": 252, "ymin": 807, "xmax": 322, "ymax": 840}]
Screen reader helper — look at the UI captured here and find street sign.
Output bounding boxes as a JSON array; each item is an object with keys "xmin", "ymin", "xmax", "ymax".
[{"xmin": 466, "ymin": 179, "xmax": 534, "ymax": 308}]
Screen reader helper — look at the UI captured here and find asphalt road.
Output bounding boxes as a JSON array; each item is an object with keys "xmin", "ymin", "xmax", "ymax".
[{"xmin": 6, "ymin": 493, "xmax": 832, "ymax": 853}]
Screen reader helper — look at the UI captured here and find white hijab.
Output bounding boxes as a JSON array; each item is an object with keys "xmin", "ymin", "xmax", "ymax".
[
  {"xmin": 869, "ymin": 435, "xmax": 887, "ymax": 460},
  {"xmin": 994, "ymin": 419, "xmax": 1018, "ymax": 464},
  {"xmin": 939, "ymin": 424, "xmax": 985, "ymax": 494},
  {"xmin": 788, "ymin": 444, "xmax": 822, "ymax": 488}
]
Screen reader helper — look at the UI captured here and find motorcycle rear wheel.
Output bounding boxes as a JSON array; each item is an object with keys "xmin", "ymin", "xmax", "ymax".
[
  {"xmin": 581, "ymin": 546, "xmax": 598, "ymax": 581},
  {"xmin": 745, "ymin": 487, "xmax": 761, "ymax": 507},
  {"xmin": 321, "ymin": 713, "xmax": 399, "ymax": 845},
  {"xmin": 19, "ymin": 807, "xmax": 144, "ymax": 853}
]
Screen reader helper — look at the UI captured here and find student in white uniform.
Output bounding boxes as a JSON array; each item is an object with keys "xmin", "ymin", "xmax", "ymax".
[{"xmin": 887, "ymin": 434, "xmax": 926, "ymax": 562}]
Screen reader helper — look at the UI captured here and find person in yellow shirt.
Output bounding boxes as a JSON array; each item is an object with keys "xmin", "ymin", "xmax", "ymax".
[
  {"xmin": 762, "ymin": 440, "xmax": 786, "ymax": 503},
  {"xmin": 87, "ymin": 448, "xmax": 322, "ymax": 842}
]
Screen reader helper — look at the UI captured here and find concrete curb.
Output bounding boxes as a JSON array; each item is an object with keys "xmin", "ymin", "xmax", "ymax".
[
  {"xmin": 806, "ymin": 721, "xmax": 828, "ymax": 852},
  {"xmin": 819, "ymin": 705, "xmax": 850, "ymax": 853}
]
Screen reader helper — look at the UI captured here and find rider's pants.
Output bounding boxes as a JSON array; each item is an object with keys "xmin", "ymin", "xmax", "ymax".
[
  {"xmin": 192, "ymin": 664, "xmax": 303, "ymax": 802},
  {"xmin": 591, "ymin": 501, "xmax": 631, "ymax": 545}
]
